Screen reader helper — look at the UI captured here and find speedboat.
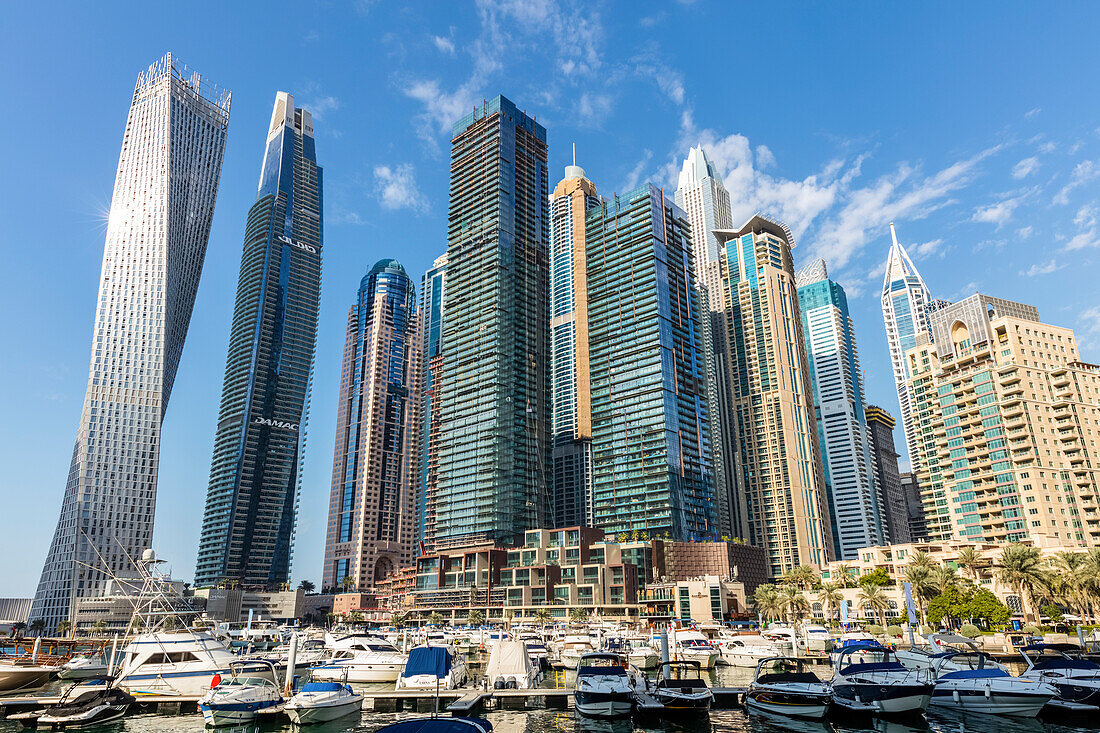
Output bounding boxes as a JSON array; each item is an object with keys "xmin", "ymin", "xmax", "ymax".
[
  {"xmin": 745, "ymin": 657, "xmax": 832, "ymax": 720},
  {"xmin": 558, "ymin": 635, "xmax": 596, "ymax": 670},
  {"xmin": 720, "ymin": 637, "xmax": 788, "ymax": 667},
  {"xmin": 929, "ymin": 651, "xmax": 1054, "ymax": 717},
  {"xmin": 57, "ymin": 655, "xmax": 109, "ymax": 681},
  {"xmin": 573, "ymin": 653, "xmax": 642, "ymax": 718},
  {"xmin": 396, "ymin": 645, "xmax": 468, "ymax": 690},
  {"xmin": 831, "ymin": 642, "xmax": 932, "ymax": 715},
  {"xmin": 0, "ymin": 660, "xmax": 54, "ymax": 693},
  {"xmin": 113, "ymin": 631, "xmax": 275, "ymax": 696},
  {"xmin": 652, "ymin": 660, "xmax": 713, "ymax": 712},
  {"xmin": 312, "ymin": 636, "xmax": 408, "ymax": 683},
  {"xmin": 485, "ymin": 641, "xmax": 543, "ymax": 690},
  {"xmin": 625, "ymin": 637, "xmax": 660, "ymax": 670},
  {"xmin": 285, "ymin": 681, "xmax": 363, "ymax": 725},
  {"xmin": 374, "ymin": 717, "xmax": 493, "ymax": 733},
  {"xmin": 672, "ymin": 630, "xmax": 720, "ymax": 669},
  {"xmin": 1018, "ymin": 644, "xmax": 1100, "ymax": 711},
  {"xmin": 896, "ymin": 633, "xmax": 1008, "ymax": 673},
  {"xmin": 10, "ymin": 679, "xmax": 135, "ymax": 729},
  {"xmin": 198, "ymin": 661, "xmax": 284, "ymax": 726}
]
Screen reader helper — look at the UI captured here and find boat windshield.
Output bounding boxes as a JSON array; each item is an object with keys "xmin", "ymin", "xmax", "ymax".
[{"xmin": 221, "ymin": 676, "xmax": 273, "ymax": 687}]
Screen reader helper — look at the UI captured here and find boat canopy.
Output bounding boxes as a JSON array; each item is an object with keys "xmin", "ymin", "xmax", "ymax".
[
  {"xmin": 404, "ymin": 646, "xmax": 453, "ymax": 678},
  {"xmin": 486, "ymin": 641, "xmax": 537, "ymax": 680},
  {"xmin": 300, "ymin": 681, "xmax": 347, "ymax": 692}
]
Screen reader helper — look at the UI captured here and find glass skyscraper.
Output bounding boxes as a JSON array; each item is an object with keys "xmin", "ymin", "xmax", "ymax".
[
  {"xmin": 880, "ymin": 223, "xmax": 933, "ymax": 472},
  {"xmin": 195, "ymin": 92, "xmax": 321, "ymax": 588},
  {"xmin": 586, "ymin": 185, "xmax": 717, "ymax": 540},
  {"xmin": 322, "ymin": 261, "xmax": 420, "ymax": 590},
  {"xmin": 549, "ymin": 164, "xmax": 600, "ymax": 529},
  {"xmin": 796, "ymin": 259, "xmax": 886, "ymax": 559},
  {"xmin": 717, "ymin": 216, "xmax": 833, "ymax": 574},
  {"xmin": 435, "ymin": 96, "xmax": 550, "ymax": 546},
  {"xmin": 30, "ymin": 54, "xmax": 231, "ymax": 629},
  {"xmin": 417, "ymin": 254, "xmax": 447, "ymax": 549}
]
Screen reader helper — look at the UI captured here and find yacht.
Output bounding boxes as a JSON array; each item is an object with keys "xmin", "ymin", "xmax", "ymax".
[
  {"xmin": 672, "ymin": 630, "xmax": 720, "ymax": 669},
  {"xmin": 745, "ymin": 657, "xmax": 832, "ymax": 720},
  {"xmin": 896, "ymin": 633, "xmax": 1008, "ymax": 673},
  {"xmin": 929, "ymin": 651, "xmax": 1054, "ymax": 717},
  {"xmin": 198, "ymin": 662, "xmax": 284, "ymax": 727},
  {"xmin": 625, "ymin": 636, "xmax": 660, "ymax": 670},
  {"xmin": 830, "ymin": 642, "xmax": 932, "ymax": 715},
  {"xmin": 1018, "ymin": 644, "xmax": 1100, "ymax": 711},
  {"xmin": 112, "ymin": 631, "xmax": 274, "ymax": 697},
  {"xmin": 516, "ymin": 633, "xmax": 549, "ymax": 669},
  {"xmin": 285, "ymin": 680, "xmax": 364, "ymax": 725},
  {"xmin": 396, "ymin": 645, "xmax": 468, "ymax": 690},
  {"xmin": 557, "ymin": 635, "xmax": 596, "ymax": 669},
  {"xmin": 652, "ymin": 660, "xmax": 713, "ymax": 712},
  {"xmin": 12, "ymin": 681, "xmax": 135, "ymax": 730},
  {"xmin": 312, "ymin": 637, "xmax": 408, "ymax": 683},
  {"xmin": 486, "ymin": 641, "xmax": 543, "ymax": 689},
  {"xmin": 573, "ymin": 653, "xmax": 642, "ymax": 718},
  {"xmin": 719, "ymin": 637, "xmax": 788, "ymax": 667}
]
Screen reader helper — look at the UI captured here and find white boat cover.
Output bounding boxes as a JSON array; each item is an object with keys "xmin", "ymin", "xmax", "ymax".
[{"xmin": 486, "ymin": 641, "xmax": 537, "ymax": 680}]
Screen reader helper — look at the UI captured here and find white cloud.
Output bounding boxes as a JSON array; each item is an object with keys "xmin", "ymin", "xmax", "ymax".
[
  {"xmin": 1054, "ymin": 160, "xmax": 1099, "ymax": 205},
  {"xmin": 328, "ymin": 206, "xmax": 365, "ymax": 226},
  {"xmin": 1075, "ymin": 204, "xmax": 1097, "ymax": 229},
  {"xmin": 576, "ymin": 92, "xmax": 613, "ymax": 124},
  {"xmin": 1012, "ymin": 156, "xmax": 1039, "ymax": 179},
  {"xmin": 621, "ymin": 149, "xmax": 653, "ymax": 191},
  {"xmin": 1025, "ymin": 107, "xmax": 1041, "ymax": 119},
  {"xmin": 1065, "ymin": 204, "xmax": 1100, "ymax": 250},
  {"xmin": 433, "ymin": 35, "xmax": 455, "ymax": 54},
  {"xmin": 373, "ymin": 164, "xmax": 429, "ymax": 213},
  {"xmin": 1065, "ymin": 230, "xmax": 1100, "ymax": 251},
  {"xmin": 971, "ymin": 193, "xmax": 1025, "ymax": 228},
  {"xmin": 1078, "ymin": 306, "xmax": 1100, "ymax": 353},
  {"xmin": 1021, "ymin": 259, "xmax": 1064, "ymax": 276},
  {"xmin": 913, "ymin": 238, "xmax": 945, "ymax": 259},
  {"xmin": 1017, "ymin": 225, "xmax": 1034, "ymax": 239}
]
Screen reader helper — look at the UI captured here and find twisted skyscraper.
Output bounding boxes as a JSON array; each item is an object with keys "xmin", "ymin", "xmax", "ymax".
[
  {"xmin": 195, "ymin": 92, "xmax": 322, "ymax": 588},
  {"xmin": 31, "ymin": 54, "xmax": 231, "ymax": 629}
]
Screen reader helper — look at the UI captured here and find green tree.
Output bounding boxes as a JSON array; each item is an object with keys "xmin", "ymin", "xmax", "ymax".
[
  {"xmin": 90, "ymin": 619, "xmax": 108, "ymax": 635},
  {"xmin": 929, "ymin": 565, "xmax": 961, "ymax": 595},
  {"xmin": 426, "ymin": 612, "xmax": 444, "ymax": 626},
  {"xmin": 859, "ymin": 568, "xmax": 891, "ymax": 589},
  {"xmin": 909, "ymin": 550, "xmax": 935, "ymax": 572},
  {"xmin": 29, "ymin": 619, "xmax": 45, "ymax": 637},
  {"xmin": 955, "ymin": 547, "xmax": 984, "ymax": 582},
  {"xmin": 55, "ymin": 621, "xmax": 71, "ymax": 636},
  {"xmin": 966, "ymin": 589, "xmax": 1010, "ymax": 628},
  {"xmin": 1048, "ymin": 552, "xmax": 1090, "ymax": 622},
  {"xmin": 858, "ymin": 584, "xmax": 890, "ymax": 628},
  {"xmin": 927, "ymin": 586, "xmax": 966, "ymax": 629},
  {"xmin": 959, "ymin": 623, "xmax": 981, "ymax": 639},
  {"xmin": 391, "ymin": 612, "xmax": 409, "ymax": 627},
  {"xmin": 833, "ymin": 564, "xmax": 857, "ymax": 588},
  {"xmin": 569, "ymin": 607, "xmax": 590, "ymax": 624},
  {"xmin": 298, "ymin": 580, "xmax": 316, "ymax": 593},
  {"xmin": 162, "ymin": 615, "xmax": 180, "ymax": 631},
  {"xmin": 782, "ymin": 566, "xmax": 819, "ymax": 591},
  {"xmin": 903, "ymin": 565, "xmax": 935, "ymax": 624},
  {"xmin": 816, "ymin": 582, "xmax": 842, "ymax": 625},
  {"xmin": 534, "ymin": 609, "xmax": 552, "ymax": 627},
  {"xmin": 1041, "ymin": 604, "xmax": 1065, "ymax": 624},
  {"xmin": 467, "ymin": 609, "xmax": 485, "ymax": 626},
  {"xmin": 753, "ymin": 585, "xmax": 783, "ymax": 622},
  {"xmin": 779, "ymin": 585, "xmax": 810, "ymax": 623},
  {"xmin": 347, "ymin": 611, "xmax": 365, "ymax": 626},
  {"xmin": 996, "ymin": 544, "xmax": 1048, "ymax": 624}
]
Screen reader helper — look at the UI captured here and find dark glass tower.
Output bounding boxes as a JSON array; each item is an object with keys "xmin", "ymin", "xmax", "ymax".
[
  {"xmin": 436, "ymin": 96, "xmax": 550, "ymax": 546},
  {"xmin": 195, "ymin": 92, "xmax": 322, "ymax": 587}
]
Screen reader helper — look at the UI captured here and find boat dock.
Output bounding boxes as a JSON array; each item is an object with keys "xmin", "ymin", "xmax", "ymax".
[{"xmin": 0, "ymin": 687, "xmax": 747, "ymax": 718}]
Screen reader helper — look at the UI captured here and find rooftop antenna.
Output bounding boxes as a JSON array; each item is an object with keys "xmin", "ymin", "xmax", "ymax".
[
  {"xmin": 890, "ymin": 222, "xmax": 899, "ymax": 248},
  {"xmin": 572, "ymin": 142, "xmax": 576, "ymax": 166}
]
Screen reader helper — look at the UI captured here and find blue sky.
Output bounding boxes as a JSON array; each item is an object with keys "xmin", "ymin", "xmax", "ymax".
[{"xmin": 2, "ymin": 1, "xmax": 1100, "ymax": 595}]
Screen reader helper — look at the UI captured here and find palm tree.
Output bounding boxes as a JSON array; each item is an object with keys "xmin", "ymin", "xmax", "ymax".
[
  {"xmin": 534, "ymin": 609, "xmax": 552, "ymax": 627},
  {"xmin": 297, "ymin": 579, "xmax": 316, "ymax": 593},
  {"xmin": 909, "ymin": 550, "xmax": 935, "ymax": 572},
  {"xmin": 783, "ymin": 566, "xmax": 819, "ymax": 591},
  {"xmin": 90, "ymin": 619, "xmax": 108, "ymax": 636},
  {"xmin": 833, "ymin": 564, "xmax": 857, "ymax": 589},
  {"xmin": 753, "ymin": 585, "xmax": 783, "ymax": 622},
  {"xmin": 858, "ymin": 584, "xmax": 890, "ymax": 629},
  {"xmin": 902, "ymin": 565, "xmax": 935, "ymax": 625},
  {"xmin": 55, "ymin": 621, "xmax": 72, "ymax": 637},
  {"xmin": 426, "ymin": 612, "xmax": 444, "ymax": 626},
  {"xmin": 1048, "ymin": 552, "xmax": 1090, "ymax": 621},
  {"xmin": 929, "ymin": 566, "xmax": 961, "ymax": 595},
  {"xmin": 569, "ymin": 607, "xmax": 590, "ymax": 624},
  {"xmin": 29, "ymin": 619, "xmax": 45, "ymax": 637},
  {"xmin": 996, "ymin": 544, "xmax": 1048, "ymax": 624},
  {"xmin": 816, "ymin": 582, "xmax": 842, "ymax": 625},
  {"xmin": 779, "ymin": 586, "xmax": 810, "ymax": 623},
  {"xmin": 467, "ymin": 609, "xmax": 485, "ymax": 626},
  {"xmin": 391, "ymin": 612, "xmax": 409, "ymax": 628},
  {"xmin": 339, "ymin": 576, "xmax": 354, "ymax": 592},
  {"xmin": 955, "ymin": 547, "xmax": 984, "ymax": 583}
]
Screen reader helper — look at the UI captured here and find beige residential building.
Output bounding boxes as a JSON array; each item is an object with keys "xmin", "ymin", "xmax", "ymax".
[
  {"xmin": 905, "ymin": 294, "xmax": 1100, "ymax": 546},
  {"xmin": 716, "ymin": 216, "xmax": 833, "ymax": 574}
]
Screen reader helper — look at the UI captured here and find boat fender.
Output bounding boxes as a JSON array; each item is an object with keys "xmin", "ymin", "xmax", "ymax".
[
  {"xmin": 953, "ymin": 689, "xmax": 960, "ymax": 703},
  {"xmin": 506, "ymin": 680, "xmax": 517, "ymax": 689},
  {"xmin": 494, "ymin": 678, "xmax": 505, "ymax": 690},
  {"xmin": 984, "ymin": 685, "xmax": 991, "ymax": 698}
]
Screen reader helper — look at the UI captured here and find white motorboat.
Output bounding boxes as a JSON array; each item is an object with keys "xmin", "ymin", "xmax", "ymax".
[
  {"xmin": 113, "ymin": 631, "xmax": 274, "ymax": 697},
  {"xmin": 719, "ymin": 638, "xmax": 787, "ymax": 667},
  {"xmin": 57, "ymin": 655, "xmax": 108, "ymax": 681},
  {"xmin": 745, "ymin": 657, "xmax": 832, "ymax": 720},
  {"xmin": 395, "ymin": 645, "xmax": 468, "ymax": 690},
  {"xmin": 896, "ymin": 633, "xmax": 1008, "ymax": 674},
  {"xmin": 486, "ymin": 641, "xmax": 543, "ymax": 689},
  {"xmin": 558, "ymin": 635, "xmax": 596, "ymax": 670},
  {"xmin": 652, "ymin": 660, "xmax": 713, "ymax": 712},
  {"xmin": 672, "ymin": 630, "xmax": 720, "ymax": 669},
  {"xmin": 573, "ymin": 653, "xmax": 641, "ymax": 718},
  {"xmin": 312, "ymin": 637, "xmax": 408, "ymax": 683},
  {"xmin": 830, "ymin": 642, "xmax": 932, "ymax": 715},
  {"xmin": 198, "ymin": 661, "xmax": 283, "ymax": 726},
  {"xmin": 929, "ymin": 651, "xmax": 1054, "ymax": 717},
  {"xmin": 0, "ymin": 661, "xmax": 54, "ymax": 693},
  {"xmin": 285, "ymin": 681, "xmax": 363, "ymax": 725},
  {"xmin": 1017, "ymin": 644, "xmax": 1100, "ymax": 712},
  {"xmin": 625, "ymin": 636, "xmax": 660, "ymax": 670}
]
